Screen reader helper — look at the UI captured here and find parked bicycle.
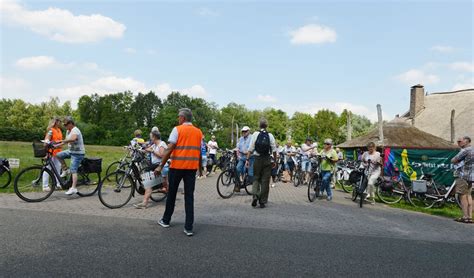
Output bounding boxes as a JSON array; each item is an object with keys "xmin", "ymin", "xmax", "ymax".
[
  {"xmin": 408, "ymin": 167, "xmax": 461, "ymax": 209},
  {"xmin": 335, "ymin": 160, "xmax": 359, "ymax": 193},
  {"xmin": 104, "ymin": 146, "xmax": 133, "ymax": 181},
  {"xmin": 307, "ymin": 156, "xmax": 322, "ymax": 202},
  {"xmin": 375, "ymin": 168, "xmax": 413, "ymax": 205},
  {"xmin": 0, "ymin": 158, "xmax": 12, "ymax": 189},
  {"xmin": 292, "ymin": 154, "xmax": 304, "ymax": 187},
  {"xmin": 14, "ymin": 141, "xmax": 102, "ymax": 202},
  {"xmin": 98, "ymin": 146, "xmax": 167, "ymax": 209},
  {"xmin": 216, "ymin": 150, "xmax": 252, "ymax": 198}
]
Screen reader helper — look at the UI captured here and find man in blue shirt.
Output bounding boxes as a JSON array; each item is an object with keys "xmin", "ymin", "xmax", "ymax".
[{"xmin": 235, "ymin": 126, "xmax": 253, "ymax": 192}]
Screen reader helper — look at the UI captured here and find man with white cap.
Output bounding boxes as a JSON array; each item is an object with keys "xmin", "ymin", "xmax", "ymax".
[
  {"xmin": 207, "ymin": 135, "xmax": 219, "ymax": 174},
  {"xmin": 236, "ymin": 126, "xmax": 253, "ymax": 191}
]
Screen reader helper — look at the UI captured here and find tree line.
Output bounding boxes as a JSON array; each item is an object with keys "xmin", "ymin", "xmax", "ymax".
[{"xmin": 0, "ymin": 91, "xmax": 374, "ymax": 148}]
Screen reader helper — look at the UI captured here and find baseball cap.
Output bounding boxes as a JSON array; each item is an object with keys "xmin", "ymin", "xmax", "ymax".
[
  {"xmin": 324, "ymin": 139, "xmax": 333, "ymax": 145},
  {"xmin": 241, "ymin": 126, "xmax": 250, "ymax": 132}
]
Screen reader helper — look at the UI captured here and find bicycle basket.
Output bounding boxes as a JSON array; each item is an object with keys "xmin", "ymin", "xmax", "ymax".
[
  {"xmin": 141, "ymin": 171, "xmax": 163, "ymax": 189},
  {"xmin": 412, "ymin": 180, "xmax": 427, "ymax": 193},
  {"xmin": 82, "ymin": 157, "xmax": 102, "ymax": 173},
  {"xmin": 32, "ymin": 141, "xmax": 47, "ymax": 157}
]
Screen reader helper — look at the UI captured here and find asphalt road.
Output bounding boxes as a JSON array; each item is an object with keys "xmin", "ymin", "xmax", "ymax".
[{"xmin": 1, "ymin": 208, "xmax": 472, "ymax": 277}]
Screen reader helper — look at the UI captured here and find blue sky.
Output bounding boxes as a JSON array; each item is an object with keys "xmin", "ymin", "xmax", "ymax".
[{"xmin": 1, "ymin": 0, "xmax": 472, "ymax": 121}]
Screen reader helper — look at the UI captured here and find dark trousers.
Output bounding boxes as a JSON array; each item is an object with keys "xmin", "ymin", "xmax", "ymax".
[
  {"xmin": 162, "ymin": 168, "xmax": 196, "ymax": 231},
  {"xmin": 252, "ymin": 155, "xmax": 272, "ymax": 204}
]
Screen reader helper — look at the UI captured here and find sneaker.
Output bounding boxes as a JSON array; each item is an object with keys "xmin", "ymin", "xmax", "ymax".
[
  {"xmin": 60, "ymin": 169, "xmax": 70, "ymax": 178},
  {"xmin": 251, "ymin": 199, "xmax": 258, "ymax": 207},
  {"xmin": 183, "ymin": 229, "xmax": 194, "ymax": 236},
  {"xmin": 65, "ymin": 187, "xmax": 77, "ymax": 195},
  {"xmin": 259, "ymin": 202, "xmax": 265, "ymax": 208},
  {"xmin": 42, "ymin": 187, "xmax": 51, "ymax": 192},
  {"xmin": 133, "ymin": 202, "xmax": 147, "ymax": 209},
  {"xmin": 271, "ymin": 183, "xmax": 275, "ymax": 188},
  {"xmin": 158, "ymin": 219, "xmax": 170, "ymax": 228},
  {"xmin": 327, "ymin": 196, "xmax": 333, "ymax": 201}
]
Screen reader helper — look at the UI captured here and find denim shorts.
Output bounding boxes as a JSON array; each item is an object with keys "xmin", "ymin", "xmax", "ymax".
[
  {"xmin": 56, "ymin": 150, "xmax": 85, "ymax": 174},
  {"xmin": 201, "ymin": 156, "xmax": 207, "ymax": 169},
  {"xmin": 301, "ymin": 159, "xmax": 311, "ymax": 172}
]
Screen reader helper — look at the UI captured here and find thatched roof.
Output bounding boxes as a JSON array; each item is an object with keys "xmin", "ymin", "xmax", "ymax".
[
  {"xmin": 400, "ymin": 89, "xmax": 474, "ymax": 141},
  {"xmin": 337, "ymin": 121, "xmax": 458, "ymax": 149}
]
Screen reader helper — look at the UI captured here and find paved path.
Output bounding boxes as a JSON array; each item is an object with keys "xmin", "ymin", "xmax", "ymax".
[{"xmin": 1, "ymin": 174, "xmax": 473, "ymax": 277}]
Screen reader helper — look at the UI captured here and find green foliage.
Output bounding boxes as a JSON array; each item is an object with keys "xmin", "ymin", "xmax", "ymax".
[{"xmin": 0, "ymin": 93, "xmax": 375, "ymax": 148}]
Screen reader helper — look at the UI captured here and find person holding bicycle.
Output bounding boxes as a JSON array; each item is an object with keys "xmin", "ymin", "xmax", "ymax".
[
  {"xmin": 451, "ymin": 136, "xmax": 473, "ymax": 224},
  {"xmin": 301, "ymin": 137, "xmax": 317, "ymax": 184},
  {"xmin": 134, "ymin": 130, "xmax": 169, "ymax": 209},
  {"xmin": 360, "ymin": 142, "xmax": 382, "ymax": 205},
  {"xmin": 56, "ymin": 116, "xmax": 85, "ymax": 195},
  {"xmin": 282, "ymin": 140, "xmax": 296, "ymax": 181},
  {"xmin": 319, "ymin": 139, "xmax": 339, "ymax": 201},
  {"xmin": 42, "ymin": 117, "xmax": 64, "ymax": 192},
  {"xmin": 236, "ymin": 126, "xmax": 253, "ymax": 192}
]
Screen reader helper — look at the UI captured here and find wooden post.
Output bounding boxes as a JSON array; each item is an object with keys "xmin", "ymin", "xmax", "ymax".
[
  {"xmin": 450, "ymin": 109, "xmax": 455, "ymax": 143},
  {"xmin": 347, "ymin": 111, "xmax": 352, "ymax": 141},
  {"xmin": 231, "ymin": 115, "xmax": 234, "ymax": 146},
  {"xmin": 377, "ymin": 104, "xmax": 384, "ymax": 145}
]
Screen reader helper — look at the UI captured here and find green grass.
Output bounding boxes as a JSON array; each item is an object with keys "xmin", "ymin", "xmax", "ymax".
[{"xmin": 0, "ymin": 141, "xmax": 125, "ymax": 193}]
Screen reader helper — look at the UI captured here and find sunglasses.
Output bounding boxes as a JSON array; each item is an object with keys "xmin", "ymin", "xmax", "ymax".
[{"xmin": 324, "ymin": 143, "xmax": 331, "ymax": 145}]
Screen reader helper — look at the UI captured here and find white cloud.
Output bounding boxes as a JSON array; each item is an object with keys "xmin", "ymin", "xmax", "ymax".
[
  {"xmin": 452, "ymin": 78, "xmax": 474, "ymax": 91},
  {"xmin": 124, "ymin": 48, "xmax": 136, "ymax": 54},
  {"xmin": 395, "ymin": 69, "xmax": 440, "ymax": 85},
  {"xmin": 430, "ymin": 45, "xmax": 455, "ymax": 53},
  {"xmin": 449, "ymin": 62, "xmax": 473, "ymax": 72},
  {"xmin": 47, "ymin": 77, "xmax": 209, "ymax": 106},
  {"xmin": 15, "ymin": 56, "xmax": 70, "ymax": 70},
  {"xmin": 257, "ymin": 94, "xmax": 277, "ymax": 103},
  {"xmin": 1, "ymin": 0, "xmax": 126, "ymax": 43},
  {"xmin": 197, "ymin": 7, "xmax": 219, "ymax": 17},
  {"xmin": 289, "ymin": 24, "xmax": 337, "ymax": 45}
]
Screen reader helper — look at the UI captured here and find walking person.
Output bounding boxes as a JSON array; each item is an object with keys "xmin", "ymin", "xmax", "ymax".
[
  {"xmin": 42, "ymin": 117, "xmax": 64, "ymax": 191},
  {"xmin": 360, "ymin": 142, "xmax": 382, "ymax": 205},
  {"xmin": 155, "ymin": 108, "xmax": 203, "ymax": 236},
  {"xmin": 319, "ymin": 139, "xmax": 339, "ymax": 201},
  {"xmin": 207, "ymin": 135, "xmax": 218, "ymax": 174},
  {"xmin": 301, "ymin": 138, "xmax": 317, "ymax": 184},
  {"xmin": 56, "ymin": 116, "xmax": 85, "ymax": 195},
  {"xmin": 246, "ymin": 118, "xmax": 277, "ymax": 208},
  {"xmin": 198, "ymin": 136, "xmax": 208, "ymax": 179},
  {"xmin": 452, "ymin": 136, "xmax": 473, "ymax": 224}
]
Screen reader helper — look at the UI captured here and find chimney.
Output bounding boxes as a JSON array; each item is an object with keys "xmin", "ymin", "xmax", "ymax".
[{"xmin": 409, "ymin": 84, "xmax": 425, "ymax": 118}]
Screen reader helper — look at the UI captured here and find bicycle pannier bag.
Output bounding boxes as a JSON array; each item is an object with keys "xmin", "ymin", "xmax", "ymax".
[
  {"xmin": 82, "ymin": 158, "xmax": 102, "ymax": 173},
  {"xmin": 348, "ymin": 170, "xmax": 362, "ymax": 184},
  {"xmin": 412, "ymin": 180, "xmax": 427, "ymax": 193}
]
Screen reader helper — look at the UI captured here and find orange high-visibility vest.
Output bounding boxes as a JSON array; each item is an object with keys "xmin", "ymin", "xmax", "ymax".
[
  {"xmin": 50, "ymin": 127, "xmax": 63, "ymax": 156},
  {"xmin": 170, "ymin": 125, "xmax": 203, "ymax": 170}
]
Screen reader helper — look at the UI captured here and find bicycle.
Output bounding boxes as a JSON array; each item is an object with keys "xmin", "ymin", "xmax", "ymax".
[
  {"xmin": 335, "ymin": 160, "xmax": 358, "ymax": 193},
  {"xmin": 307, "ymin": 156, "xmax": 322, "ymax": 202},
  {"xmin": 292, "ymin": 154, "xmax": 304, "ymax": 187},
  {"xmin": 216, "ymin": 151, "xmax": 252, "ymax": 198},
  {"xmin": 0, "ymin": 158, "xmax": 12, "ymax": 189},
  {"xmin": 376, "ymin": 168, "xmax": 413, "ymax": 205},
  {"xmin": 351, "ymin": 159, "xmax": 378, "ymax": 208},
  {"xmin": 408, "ymin": 168, "xmax": 462, "ymax": 209},
  {"xmin": 104, "ymin": 146, "xmax": 132, "ymax": 181},
  {"xmin": 98, "ymin": 146, "xmax": 167, "ymax": 209},
  {"xmin": 14, "ymin": 141, "xmax": 102, "ymax": 202}
]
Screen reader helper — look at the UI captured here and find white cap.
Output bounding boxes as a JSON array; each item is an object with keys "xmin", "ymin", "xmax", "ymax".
[{"xmin": 241, "ymin": 126, "xmax": 250, "ymax": 131}]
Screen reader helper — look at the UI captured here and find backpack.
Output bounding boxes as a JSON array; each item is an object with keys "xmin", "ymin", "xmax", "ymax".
[{"xmin": 255, "ymin": 130, "xmax": 271, "ymax": 155}]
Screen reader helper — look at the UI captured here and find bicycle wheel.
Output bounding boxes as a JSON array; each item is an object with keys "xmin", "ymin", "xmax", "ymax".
[
  {"xmin": 76, "ymin": 171, "xmax": 101, "ymax": 197},
  {"xmin": 216, "ymin": 170, "xmax": 234, "ymax": 199},
  {"xmin": 244, "ymin": 175, "xmax": 253, "ymax": 195},
  {"xmin": 0, "ymin": 167, "xmax": 12, "ymax": 188},
  {"xmin": 307, "ymin": 177, "xmax": 318, "ymax": 202},
  {"xmin": 105, "ymin": 161, "xmax": 122, "ymax": 181},
  {"xmin": 98, "ymin": 171, "xmax": 134, "ymax": 209},
  {"xmin": 14, "ymin": 166, "xmax": 55, "ymax": 202},
  {"xmin": 338, "ymin": 179, "xmax": 353, "ymax": 193},
  {"xmin": 150, "ymin": 183, "xmax": 167, "ymax": 202},
  {"xmin": 407, "ymin": 191, "xmax": 438, "ymax": 208},
  {"xmin": 376, "ymin": 182, "xmax": 404, "ymax": 204}
]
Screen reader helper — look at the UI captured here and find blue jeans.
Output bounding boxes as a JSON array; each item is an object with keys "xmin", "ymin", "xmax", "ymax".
[
  {"xmin": 320, "ymin": 171, "xmax": 333, "ymax": 197},
  {"xmin": 162, "ymin": 169, "xmax": 196, "ymax": 231},
  {"xmin": 56, "ymin": 150, "xmax": 84, "ymax": 174},
  {"xmin": 237, "ymin": 156, "xmax": 254, "ymax": 177}
]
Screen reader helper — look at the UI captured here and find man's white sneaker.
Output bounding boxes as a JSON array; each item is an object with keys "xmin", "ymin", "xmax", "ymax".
[
  {"xmin": 183, "ymin": 229, "xmax": 194, "ymax": 236},
  {"xmin": 65, "ymin": 188, "xmax": 78, "ymax": 195},
  {"xmin": 158, "ymin": 219, "xmax": 170, "ymax": 228},
  {"xmin": 42, "ymin": 187, "xmax": 51, "ymax": 192}
]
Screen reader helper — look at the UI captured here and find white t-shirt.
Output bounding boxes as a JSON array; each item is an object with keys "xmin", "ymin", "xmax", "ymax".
[
  {"xmin": 208, "ymin": 140, "xmax": 218, "ymax": 155},
  {"xmin": 361, "ymin": 151, "xmax": 382, "ymax": 173},
  {"xmin": 151, "ymin": 141, "xmax": 168, "ymax": 165},
  {"xmin": 283, "ymin": 145, "xmax": 296, "ymax": 164},
  {"xmin": 67, "ymin": 127, "xmax": 85, "ymax": 154}
]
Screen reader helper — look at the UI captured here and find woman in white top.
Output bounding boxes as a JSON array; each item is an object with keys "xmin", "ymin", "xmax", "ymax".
[
  {"xmin": 134, "ymin": 130, "xmax": 168, "ymax": 209},
  {"xmin": 361, "ymin": 142, "xmax": 382, "ymax": 205}
]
